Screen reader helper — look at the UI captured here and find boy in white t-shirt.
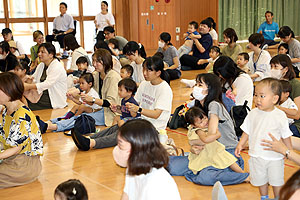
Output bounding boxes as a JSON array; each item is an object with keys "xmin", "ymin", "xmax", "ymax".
[
  {"xmin": 278, "ymin": 80, "xmax": 298, "ymax": 125},
  {"xmin": 235, "ymin": 78, "xmax": 292, "ymax": 200}
]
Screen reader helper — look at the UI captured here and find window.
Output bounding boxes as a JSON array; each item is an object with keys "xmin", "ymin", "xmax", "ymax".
[
  {"xmin": 8, "ymin": 0, "xmax": 43, "ymax": 18},
  {"xmin": 47, "ymin": 0, "xmax": 79, "ymax": 17},
  {"xmin": 0, "ymin": 1, "xmax": 4, "ymax": 18}
]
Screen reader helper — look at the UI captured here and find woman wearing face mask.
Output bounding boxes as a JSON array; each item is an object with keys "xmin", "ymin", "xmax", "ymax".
[
  {"xmin": 123, "ymin": 41, "xmax": 146, "ymax": 84},
  {"xmin": 168, "ymin": 73, "xmax": 248, "ymax": 186},
  {"xmin": 113, "ymin": 119, "xmax": 181, "ymax": 200},
  {"xmin": 157, "ymin": 32, "xmax": 181, "ymax": 80},
  {"xmin": 270, "ymin": 54, "xmax": 300, "ymax": 137}
]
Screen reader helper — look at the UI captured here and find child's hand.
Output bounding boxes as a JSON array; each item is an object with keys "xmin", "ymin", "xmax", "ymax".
[
  {"xmin": 110, "ymin": 104, "xmax": 118, "ymax": 112},
  {"xmin": 235, "ymin": 145, "xmax": 243, "ymax": 157},
  {"xmin": 190, "ymin": 145, "xmax": 204, "ymax": 155},
  {"xmin": 197, "ymin": 59, "xmax": 205, "ymax": 65}
]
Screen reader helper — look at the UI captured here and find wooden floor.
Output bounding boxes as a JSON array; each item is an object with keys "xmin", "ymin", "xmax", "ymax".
[{"xmin": 1, "ymin": 66, "xmax": 299, "ymax": 200}]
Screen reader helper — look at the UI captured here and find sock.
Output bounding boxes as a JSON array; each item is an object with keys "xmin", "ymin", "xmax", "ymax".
[
  {"xmin": 62, "ymin": 111, "xmax": 75, "ymax": 119},
  {"xmin": 261, "ymin": 195, "xmax": 269, "ymax": 200}
]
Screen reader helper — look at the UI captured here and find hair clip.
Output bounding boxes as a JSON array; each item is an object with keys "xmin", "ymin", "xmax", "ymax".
[{"xmin": 72, "ymin": 187, "xmax": 77, "ymax": 195}]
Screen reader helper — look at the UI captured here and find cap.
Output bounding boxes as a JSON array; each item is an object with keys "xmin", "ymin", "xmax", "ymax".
[{"xmin": 1, "ymin": 28, "xmax": 12, "ymax": 35}]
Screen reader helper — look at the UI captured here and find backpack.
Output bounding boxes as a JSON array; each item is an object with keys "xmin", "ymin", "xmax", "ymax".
[
  {"xmin": 168, "ymin": 104, "xmax": 188, "ymax": 129},
  {"xmin": 74, "ymin": 114, "xmax": 96, "ymax": 135},
  {"xmin": 229, "ymin": 100, "xmax": 250, "ymax": 137}
]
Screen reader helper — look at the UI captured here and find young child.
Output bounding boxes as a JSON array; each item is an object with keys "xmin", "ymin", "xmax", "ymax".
[
  {"xmin": 237, "ymin": 52, "xmax": 250, "ymax": 73},
  {"xmin": 196, "ymin": 46, "xmax": 221, "ymax": 73},
  {"xmin": 278, "ymin": 80, "xmax": 298, "ymax": 125},
  {"xmin": 113, "ymin": 119, "xmax": 181, "ymax": 200},
  {"xmin": 278, "ymin": 43, "xmax": 290, "ymax": 57},
  {"xmin": 30, "ymin": 30, "xmax": 44, "ymax": 73},
  {"xmin": 185, "ymin": 107, "xmax": 249, "ymax": 178},
  {"xmin": 108, "ymin": 38, "xmax": 120, "ymax": 57},
  {"xmin": 177, "ymin": 21, "xmax": 201, "ymax": 58},
  {"xmin": 120, "ymin": 64, "xmax": 133, "ymax": 79},
  {"xmin": 63, "ymin": 73, "xmax": 101, "ymax": 120},
  {"xmin": 235, "ymin": 78, "xmax": 293, "ymax": 200},
  {"xmin": 54, "ymin": 179, "xmax": 88, "ymax": 200},
  {"xmin": 67, "ymin": 56, "xmax": 94, "ymax": 89},
  {"xmin": 110, "ymin": 78, "xmax": 140, "ymax": 127}
]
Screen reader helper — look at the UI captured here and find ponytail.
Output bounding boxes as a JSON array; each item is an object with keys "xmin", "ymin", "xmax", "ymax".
[{"xmin": 143, "ymin": 56, "xmax": 170, "ymax": 84}]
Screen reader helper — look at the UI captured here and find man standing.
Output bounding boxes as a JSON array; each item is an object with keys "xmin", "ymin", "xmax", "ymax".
[
  {"xmin": 46, "ymin": 2, "xmax": 74, "ymax": 58},
  {"xmin": 257, "ymin": 11, "xmax": 279, "ymax": 46}
]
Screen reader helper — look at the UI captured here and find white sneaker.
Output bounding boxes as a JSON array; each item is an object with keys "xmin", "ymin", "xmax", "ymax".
[{"xmin": 180, "ymin": 79, "xmax": 196, "ymax": 88}]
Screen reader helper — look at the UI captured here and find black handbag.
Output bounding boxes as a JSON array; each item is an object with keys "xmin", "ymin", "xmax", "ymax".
[{"xmin": 74, "ymin": 114, "xmax": 96, "ymax": 135}]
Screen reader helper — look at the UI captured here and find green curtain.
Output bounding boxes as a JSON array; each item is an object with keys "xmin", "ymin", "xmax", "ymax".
[{"xmin": 219, "ymin": 0, "xmax": 300, "ymax": 42}]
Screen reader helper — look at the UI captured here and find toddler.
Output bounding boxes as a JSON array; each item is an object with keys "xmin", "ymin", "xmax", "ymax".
[
  {"xmin": 177, "ymin": 21, "xmax": 201, "ymax": 58},
  {"xmin": 54, "ymin": 179, "xmax": 88, "ymax": 200},
  {"xmin": 278, "ymin": 80, "xmax": 298, "ymax": 125},
  {"xmin": 278, "ymin": 43, "xmax": 290, "ymax": 58},
  {"xmin": 237, "ymin": 52, "xmax": 250, "ymax": 73},
  {"xmin": 111, "ymin": 78, "xmax": 140, "ymax": 127},
  {"xmin": 196, "ymin": 46, "xmax": 221, "ymax": 73},
  {"xmin": 108, "ymin": 38, "xmax": 119, "ymax": 57},
  {"xmin": 235, "ymin": 78, "xmax": 293, "ymax": 200},
  {"xmin": 185, "ymin": 107, "xmax": 249, "ymax": 177},
  {"xmin": 62, "ymin": 73, "xmax": 101, "ymax": 120},
  {"xmin": 120, "ymin": 64, "xmax": 133, "ymax": 79}
]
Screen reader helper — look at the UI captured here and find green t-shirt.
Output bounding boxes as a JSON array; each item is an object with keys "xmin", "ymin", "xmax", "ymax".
[
  {"xmin": 30, "ymin": 44, "xmax": 39, "ymax": 62},
  {"xmin": 289, "ymin": 78, "xmax": 300, "ymax": 131}
]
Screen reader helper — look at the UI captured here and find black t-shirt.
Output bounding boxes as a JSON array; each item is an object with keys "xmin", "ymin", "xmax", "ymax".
[{"xmin": 192, "ymin": 33, "xmax": 212, "ymax": 59}]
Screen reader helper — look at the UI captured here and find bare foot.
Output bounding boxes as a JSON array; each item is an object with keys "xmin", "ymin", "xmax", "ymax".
[{"xmin": 244, "ymin": 176, "xmax": 250, "ymax": 183}]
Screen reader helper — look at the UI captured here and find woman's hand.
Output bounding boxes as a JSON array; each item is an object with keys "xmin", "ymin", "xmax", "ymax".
[
  {"xmin": 126, "ymin": 102, "xmax": 139, "ymax": 113},
  {"xmin": 261, "ymin": 133, "xmax": 288, "ymax": 155},
  {"xmin": 110, "ymin": 104, "xmax": 118, "ymax": 112}
]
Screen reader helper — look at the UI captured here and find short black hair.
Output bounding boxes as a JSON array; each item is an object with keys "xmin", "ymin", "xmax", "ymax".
[
  {"xmin": 103, "ymin": 26, "xmax": 115, "ymax": 33},
  {"xmin": 200, "ymin": 19, "xmax": 212, "ymax": 28},
  {"xmin": 76, "ymin": 56, "xmax": 88, "ymax": 65},
  {"xmin": 153, "ymin": 52, "xmax": 164, "ymax": 59},
  {"xmin": 108, "ymin": 38, "xmax": 119, "ymax": 49},
  {"xmin": 257, "ymin": 78, "xmax": 282, "ymax": 105},
  {"xmin": 1, "ymin": 28, "xmax": 12, "ymax": 35},
  {"xmin": 278, "ymin": 43, "xmax": 289, "ymax": 54},
  {"xmin": 185, "ymin": 107, "xmax": 206, "ymax": 125},
  {"xmin": 280, "ymin": 80, "xmax": 292, "ymax": 94},
  {"xmin": 60, "ymin": 2, "xmax": 67, "ymax": 8},
  {"xmin": 121, "ymin": 64, "xmax": 133, "ymax": 77},
  {"xmin": 80, "ymin": 73, "xmax": 94, "ymax": 87},
  {"xmin": 118, "ymin": 78, "xmax": 137, "ymax": 95},
  {"xmin": 189, "ymin": 21, "xmax": 199, "ymax": 30},
  {"xmin": 248, "ymin": 33, "xmax": 264, "ymax": 46},
  {"xmin": 238, "ymin": 52, "xmax": 249, "ymax": 61},
  {"xmin": 265, "ymin": 11, "xmax": 273, "ymax": 16},
  {"xmin": 15, "ymin": 60, "xmax": 30, "ymax": 73},
  {"xmin": 0, "ymin": 40, "xmax": 10, "ymax": 53},
  {"xmin": 55, "ymin": 179, "xmax": 88, "ymax": 200},
  {"xmin": 209, "ymin": 46, "xmax": 221, "ymax": 54}
]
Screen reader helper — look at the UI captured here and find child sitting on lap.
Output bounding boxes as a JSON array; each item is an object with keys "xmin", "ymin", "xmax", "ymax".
[
  {"xmin": 111, "ymin": 78, "xmax": 140, "ymax": 127},
  {"xmin": 61, "ymin": 73, "xmax": 101, "ymax": 120},
  {"xmin": 236, "ymin": 78, "xmax": 293, "ymax": 200},
  {"xmin": 185, "ymin": 107, "xmax": 249, "ymax": 178},
  {"xmin": 120, "ymin": 64, "xmax": 133, "ymax": 79},
  {"xmin": 237, "ymin": 52, "xmax": 250, "ymax": 74}
]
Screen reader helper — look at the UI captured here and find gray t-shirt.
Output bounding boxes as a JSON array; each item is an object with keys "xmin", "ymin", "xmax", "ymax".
[
  {"xmin": 288, "ymin": 39, "xmax": 300, "ymax": 70},
  {"xmin": 157, "ymin": 46, "xmax": 181, "ymax": 70},
  {"xmin": 208, "ymin": 101, "xmax": 238, "ymax": 149}
]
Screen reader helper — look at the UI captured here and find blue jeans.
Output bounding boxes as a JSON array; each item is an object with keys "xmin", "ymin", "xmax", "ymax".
[
  {"xmin": 51, "ymin": 109, "xmax": 105, "ymax": 132},
  {"xmin": 290, "ymin": 124, "xmax": 300, "ymax": 137},
  {"xmin": 167, "ymin": 148, "xmax": 249, "ymax": 186}
]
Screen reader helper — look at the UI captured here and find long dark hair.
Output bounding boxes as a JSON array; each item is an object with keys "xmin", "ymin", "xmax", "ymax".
[
  {"xmin": 123, "ymin": 41, "xmax": 147, "ymax": 59},
  {"xmin": 38, "ymin": 42, "xmax": 59, "ymax": 61},
  {"xmin": 119, "ymin": 119, "xmax": 169, "ymax": 176},
  {"xmin": 279, "ymin": 170, "xmax": 300, "ymax": 200},
  {"xmin": 159, "ymin": 32, "xmax": 173, "ymax": 46},
  {"xmin": 55, "ymin": 179, "xmax": 88, "ymax": 200},
  {"xmin": 143, "ymin": 56, "xmax": 170, "ymax": 84},
  {"xmin": 270, "ymin": 54, "xmax": 295, "ymax": 80},
  {"xmin": 213, "ymin": 56, "xmax": 244, "ymax": 91},
  {"xmin": 195, "ymin": 73, "xmax": 223, "ymax": 114},
  {"xmin": 64, "ymin": 34, "xmax": 80, "ymax": 51},
  {"xmin": 92, "ymin": 49, "xmax": 113, "ymax": 74},
  {"xmin": 278, "ymin": 26, "xmax": 295, "ymax": 38}
]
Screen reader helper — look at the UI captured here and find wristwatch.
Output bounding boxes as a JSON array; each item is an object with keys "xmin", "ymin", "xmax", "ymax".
[
  {"xmin": 285, "ymin": 149, "xmax": 290, "ymax": 159},
  {"xmin": 92, "ymin": 97, "xmax": 96, "ymax": 104},
  {"xmin": 137, "ymin": 107, "xmax": 143, "ymax": 113}
]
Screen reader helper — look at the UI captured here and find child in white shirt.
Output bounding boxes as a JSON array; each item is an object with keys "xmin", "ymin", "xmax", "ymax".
[
  {"xmin": 235, "ymin": 78, "xmax": 293, "ymax": 200},
  {"xmin": 278, "ymin": 80, "xmax": 298, "ymax": 125},
  {"xmin": 61, "ymin": 73, "xmax": 101, "ymax": 120}
]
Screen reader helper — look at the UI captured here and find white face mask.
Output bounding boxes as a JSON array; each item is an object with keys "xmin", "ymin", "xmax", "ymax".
[
  {"xmin": 193, "ymin": 86, "xmax": 207, "ymax": 101},
  {"xmin": 112, "ymin": 145, "xmax": 130, "ymax": 168},
  {"xmin": 158, "ymin": 41, "xmax": 165, "ymax": 48},
  {"xmin": 270, "ymin": 69, "xmax": 282, "ymax": 79}
]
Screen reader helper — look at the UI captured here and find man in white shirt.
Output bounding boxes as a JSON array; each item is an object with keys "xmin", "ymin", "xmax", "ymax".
[{"xmin": 45, "ymin": 2, "xmax": 74, "ymax": 58}]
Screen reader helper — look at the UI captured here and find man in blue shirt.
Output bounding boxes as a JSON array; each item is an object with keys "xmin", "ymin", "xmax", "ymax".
[{"xmin": 257, "ymin": 11, "xmax": 279, "ymax": 46}]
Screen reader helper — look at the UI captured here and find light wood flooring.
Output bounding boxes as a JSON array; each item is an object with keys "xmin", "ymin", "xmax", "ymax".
[{"xmin": 1, "ymin": 61, "xmax": 299, "ymax": 200}]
